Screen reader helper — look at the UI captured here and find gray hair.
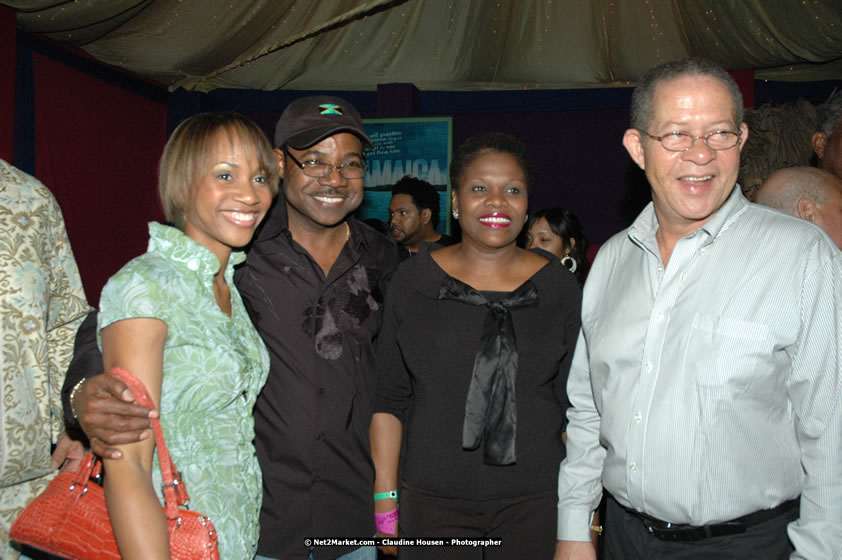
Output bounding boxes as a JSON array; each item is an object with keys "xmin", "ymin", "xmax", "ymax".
[
  {"xmin": 755, "ymin": 166, "xmax": 838, "ymax": 213},
  {"xmin": 630, "ymin": 57, "xmax": 744, "ymax": 131},
  {"xmin": 817, "ymin": 90, "xmax": 842, "ymax": 136}
]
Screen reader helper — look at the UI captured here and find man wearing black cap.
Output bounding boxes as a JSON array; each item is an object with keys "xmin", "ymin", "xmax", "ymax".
[
  {"xmin": 61, "ymin": 98, "xmax": 400, "ymax": 560},
  {"xmin": 241, "ymin": 98, "xmax": 400, "ymax": 560}
]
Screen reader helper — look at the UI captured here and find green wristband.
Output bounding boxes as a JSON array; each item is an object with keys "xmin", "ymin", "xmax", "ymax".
[{"xmin": 374, "ymin": 490, "xmax": 399, "ymax": 502}]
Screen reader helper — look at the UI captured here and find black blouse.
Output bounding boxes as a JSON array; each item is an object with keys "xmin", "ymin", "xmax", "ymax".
[{"xmin": 374, "ymin": 245, "xmax": 582, "ymax": 500}]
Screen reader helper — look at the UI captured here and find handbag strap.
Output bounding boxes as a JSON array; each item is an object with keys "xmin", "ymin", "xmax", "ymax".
[
  {"xmin": 71, "ymin": 452, "xmax": 101, "ymax": 487},
  {"xmin": 107, "ymin": 367, "xmax": 192, "ymax": 519}
]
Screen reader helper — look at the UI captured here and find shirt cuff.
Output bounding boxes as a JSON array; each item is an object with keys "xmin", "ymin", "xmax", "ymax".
[{"xmin": 557, "ymin": 507, "xmax": 595, "ymax": 542}]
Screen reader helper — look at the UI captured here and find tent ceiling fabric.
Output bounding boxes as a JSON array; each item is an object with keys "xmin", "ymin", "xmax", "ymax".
[{"xmin": 6, "ymin": 0, "xmax": 842, "ymax": 92}]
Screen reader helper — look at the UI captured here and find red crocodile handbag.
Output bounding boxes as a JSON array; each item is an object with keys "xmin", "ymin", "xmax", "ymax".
[{"xmin": 10, "ymin": 367, "xmax": 220, "ymax": 559}]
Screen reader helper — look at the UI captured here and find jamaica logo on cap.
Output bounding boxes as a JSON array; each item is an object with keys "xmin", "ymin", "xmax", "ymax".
[{"xmin": 319, "ymin": 104, "xmax": 343, "ymax": 115}]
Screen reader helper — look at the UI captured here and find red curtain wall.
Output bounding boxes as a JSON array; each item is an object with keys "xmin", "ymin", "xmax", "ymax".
[
  {"xmin": 1, "ymin": 6, "xmax": 16, "ymax": 161},
  {"xmin": 33, "ymin": 53, "xmax": 167, "ymax": 305}
]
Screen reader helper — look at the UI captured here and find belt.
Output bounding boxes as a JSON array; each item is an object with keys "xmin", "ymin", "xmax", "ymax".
[{"xmin": 623, "ymin": 499, "xmax": 799, "ymax": 542}]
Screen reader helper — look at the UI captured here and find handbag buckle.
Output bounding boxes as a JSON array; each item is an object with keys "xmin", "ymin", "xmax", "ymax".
[
  {"xmin": 67, "ymin": 482, "xmax": 88, "ymax": 495},
  {"xmin": 162, "ymin": 472, "xmax": 190, "ymax": 507}
]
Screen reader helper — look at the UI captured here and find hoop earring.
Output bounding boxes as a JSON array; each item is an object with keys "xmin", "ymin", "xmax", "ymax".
[
  {"xmin": 452, "ymin": 210, "xmax": 459, "ymax": 220},
  {"xmin": 561, "ymin": 255, "xmax": 577, "ymax": 274}
]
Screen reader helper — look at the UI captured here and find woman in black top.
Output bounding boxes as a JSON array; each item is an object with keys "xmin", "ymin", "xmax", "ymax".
[{"xmin": 371, "ymin": 133, "xmax": 582, "ymax": 559}]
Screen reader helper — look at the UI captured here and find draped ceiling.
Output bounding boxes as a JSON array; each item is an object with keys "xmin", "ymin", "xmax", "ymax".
[{"xmin": 4, "ymin": 0, "xmax": 842, "ymax": 93}]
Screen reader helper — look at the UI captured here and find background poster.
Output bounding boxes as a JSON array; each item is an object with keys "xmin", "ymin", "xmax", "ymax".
[{"xmin": 359, "ymin": 117, "xmax": 453, "ymax": 233}]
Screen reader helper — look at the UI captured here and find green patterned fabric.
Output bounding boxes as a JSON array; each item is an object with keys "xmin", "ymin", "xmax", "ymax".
[
  {"xmin": 0, "ymin": 160, "xmax": 91, "ymax": 560},
  {"xmin": 98, "ymin": 222, "xmax": 270, "ymax": 559}
]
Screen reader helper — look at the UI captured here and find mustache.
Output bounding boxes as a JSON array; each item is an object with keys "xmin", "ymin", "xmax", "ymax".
[{"xmin": 312, "ymin": 188, "xmax": 345, "ymax": 197}]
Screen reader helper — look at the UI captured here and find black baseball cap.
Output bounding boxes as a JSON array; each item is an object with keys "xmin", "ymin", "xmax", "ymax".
[{"xmin": 274, "ymin": 95, "xmax": 372, "ymax": 149}]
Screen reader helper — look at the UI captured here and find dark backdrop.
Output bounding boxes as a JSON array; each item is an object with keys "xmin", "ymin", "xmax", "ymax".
[{"xmin": 8, "ymin": 26, "xmax": 841, "ymax": 303}]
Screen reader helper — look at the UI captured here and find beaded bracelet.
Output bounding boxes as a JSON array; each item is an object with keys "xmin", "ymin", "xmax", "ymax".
[{"xmin": 69, "ymin": 379, "xmax": 86, "ymax": 419}]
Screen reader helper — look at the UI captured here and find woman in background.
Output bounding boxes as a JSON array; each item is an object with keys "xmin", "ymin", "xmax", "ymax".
[
  {"xmin": 525, "ymin": 207, "xmax": 590, "ymax": 284},
  {"xmin": 371, "ymin": 133, "xmax": 581, "ymax": 559},
  {"xmin": 99, "ymin": 112, "xmax": 277, "ymax": 559},
  {"xmin": 525, "ymin": 206, "xmax": 601, "ymax": 549}
]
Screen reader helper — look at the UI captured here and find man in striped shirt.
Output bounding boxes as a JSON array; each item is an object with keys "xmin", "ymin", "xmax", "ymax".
[{"xmin": 556, "ymin": 57, "xmax": 842, "ymax": 560}]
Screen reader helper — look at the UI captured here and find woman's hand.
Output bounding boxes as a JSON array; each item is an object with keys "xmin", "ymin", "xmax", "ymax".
[
  {"xmin": 554, "ymin": 540, "xmax": 597, "ymax": 560},
  {"xmin": 375, "ymin": 496, "xmax": 399, "ymax": 556},
  {"xmin": 370, "ymin": 412, "xmax": 403, "ymax": 557}
]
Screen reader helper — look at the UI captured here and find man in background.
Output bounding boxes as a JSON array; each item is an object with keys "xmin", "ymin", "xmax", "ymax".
[
  {"xmin": 0, "ymin": 159, "xmax": 90, "ymax": 559},
  {"xmin": 756, "ymin": 166, "xmax": 842, "ymax": 250},
  {"xmin": 388, "ymin": 175, "xmax": 455, "ymax": 259},
  {"xmin": 812, "ymin": 90, "xmax": 842, "ymax": 180}
]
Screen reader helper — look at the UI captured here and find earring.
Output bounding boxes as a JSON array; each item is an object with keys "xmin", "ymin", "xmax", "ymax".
[
  {"xmin": 452, "ymin": 210, "xmax": 459, "ymax": 220},
  {"xmin": 561, "ymin": 255, "xmax": 577, "ymax": 274},
  {"xmin": 523, "ymin": 214, "xmax": 528, "ymax": 223}
]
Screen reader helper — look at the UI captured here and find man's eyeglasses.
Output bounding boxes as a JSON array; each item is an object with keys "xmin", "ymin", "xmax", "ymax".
[
  {"xmin": 639, "ymin": 129, "xmax": 742, "ymax": 152},
  {"xmin": 284, "ymin": 148, "xmax": 366, "ymax": 179}
]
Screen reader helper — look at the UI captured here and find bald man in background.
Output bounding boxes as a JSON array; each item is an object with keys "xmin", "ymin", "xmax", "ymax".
[{"xmin": 755, "ymin": 166, "xmax": 842, "ymax": 250}]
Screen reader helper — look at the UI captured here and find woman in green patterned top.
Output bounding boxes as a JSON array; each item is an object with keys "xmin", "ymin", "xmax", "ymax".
[{"xmin": 97, "ymin": 113, "xmax": 278, "ymax": 559}]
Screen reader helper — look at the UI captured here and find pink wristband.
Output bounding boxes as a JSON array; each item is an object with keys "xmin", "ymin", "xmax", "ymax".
[{"xmin": 375, "ymin": 507, "xmax": 399, "ymax": 535}]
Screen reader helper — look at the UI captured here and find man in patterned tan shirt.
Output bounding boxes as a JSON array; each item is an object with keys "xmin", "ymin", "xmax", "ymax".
[{"xmin": 0, "ymin": 159, "xmax": 91, "ymax": 559}]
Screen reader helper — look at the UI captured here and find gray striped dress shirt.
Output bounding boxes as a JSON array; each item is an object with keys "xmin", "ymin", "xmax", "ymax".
[{"xmin": 557, "ymin": 187, "xmax": 842, "ymax": 559}]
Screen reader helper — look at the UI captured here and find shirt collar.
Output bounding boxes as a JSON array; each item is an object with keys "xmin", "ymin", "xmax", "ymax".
[
  {"xmin": 253, "ymin": 195, "xmax": 287, "ymax": 241},
  {"xmin": 407, "ymin": 244, "xmax": 567, "ymax": 305},
  {"xmin": 629, "ymin": 184, "xmax": 748, "ymax": 251},
  {"xmin": 147, "ymin": 222, "xmax": 245, "ymax": 279},
  {"xmin": 345, "ymin": 215, "xmax": 370, "ymax": 253},
  {"xmin": 695, "ymin": 185, "xmax": 749, "ymax": 240}
]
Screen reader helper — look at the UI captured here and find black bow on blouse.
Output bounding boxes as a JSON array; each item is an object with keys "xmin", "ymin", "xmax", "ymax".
[{"xmin": 438, "ymin": 276, "xmax": 539, "ymax": 466}]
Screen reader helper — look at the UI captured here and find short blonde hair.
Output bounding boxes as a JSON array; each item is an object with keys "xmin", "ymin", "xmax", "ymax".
[{"xmin": 159, "ymin": 112, "xmax": 279, "ymax": 229}]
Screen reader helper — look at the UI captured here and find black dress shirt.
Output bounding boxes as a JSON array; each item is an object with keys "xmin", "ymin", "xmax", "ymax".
[{"xmin": 235, "ymin": 199, "xmax": 400, "ymax": 559}]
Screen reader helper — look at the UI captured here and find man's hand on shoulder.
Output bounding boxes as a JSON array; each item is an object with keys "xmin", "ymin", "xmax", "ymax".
[
  {"xmin": 73, "ymin": 372, "xmax": 157, "ymax": 459},
  {"xmin": 554, "ymin": 540, "xmax": 597, "ymax": 560}
]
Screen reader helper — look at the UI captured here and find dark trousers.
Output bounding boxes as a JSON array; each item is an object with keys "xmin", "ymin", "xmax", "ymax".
[
  {"xmin": 604, "ymin": 495, "xmax": 796, "ymax": 560},
  {"xmin": 397, "ymin": 484, "xmax": 557, "ymax": 560}
]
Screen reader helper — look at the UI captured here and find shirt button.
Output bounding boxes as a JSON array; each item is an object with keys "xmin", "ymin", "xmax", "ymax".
[
  {"xmin": 318, "ymin": 387, "xmax": 325, "ymax": 395},
  {"xmin": 187, "ymin": 258, "xmax": 199, "ymax": 271},
  {"xmin": 630, "ymin": 463, "xmax": 638, "ymax": 472},
  {"xmin": 634, "ymin": 412, "xmax": 642, "ymax": 423},
  {"xmin": 655, "ymin": 312, "xmax": 664, "ymax": 322},
  {"xmin": 657, "ymin": 265, "xmax": 664, "ymax": 272},
  {"xmin": 645, "ymin": 361, "xmax": 653, "ymax": 372},
  {"xmin": 317, "ymin": 433, "xmax": 325, "ymax": 441}
]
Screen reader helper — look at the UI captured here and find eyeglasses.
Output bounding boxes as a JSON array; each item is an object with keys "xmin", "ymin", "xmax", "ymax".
[
  {"xmin": 639, "ymin": 129, "xmax": 742, "ymax": 152},
  {"xmin": 283, "ymin": 148, "xmax": 366, "ymax": 179}
]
